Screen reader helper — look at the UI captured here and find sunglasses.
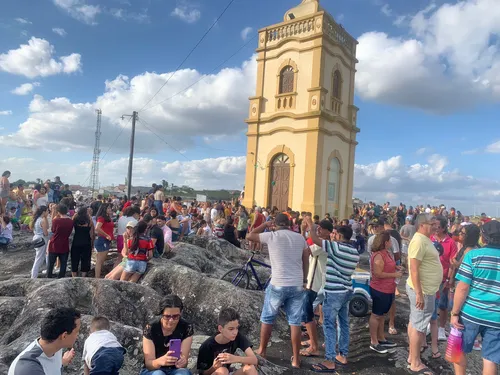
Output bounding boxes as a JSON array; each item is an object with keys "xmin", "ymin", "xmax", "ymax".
[{"xmin": 161, "ymin": 314, "xmax": 181, "ymax": 321}]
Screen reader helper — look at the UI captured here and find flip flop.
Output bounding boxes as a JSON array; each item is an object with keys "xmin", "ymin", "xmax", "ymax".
[
  {"xmin": 301, "ymin": 340, "xmax": 311, "ymax": 347},
  {"xmin": 431, "ymin": 351, "xmax": 441, "ymax": 359},
  {"xmin": 334, "ymin": 358, "xmax": 347, "ymax": 366},
  {"xmin": 388, "ymin": 327, "xmax": 398, "ymax": 335},
  {"xmin": 420, "ymin": 345, "xmax": 428, "ymax": 353},
  {"xmin": 408, "ymin": 367, "xmax": 434, "ymax": 375},
  {"xmin": 290, "ymin": 356, "xmax": 300, "ymax": 369},
  {"xmin": 311, "ymin": 363, "xmax": 338, "ymax": 373},
  {"xmin": 300, "ymin": 349, "xmax": 320, "ymax": 357}
]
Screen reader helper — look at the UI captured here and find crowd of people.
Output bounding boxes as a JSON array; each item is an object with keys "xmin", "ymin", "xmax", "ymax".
[{"xmin": 3, "ymin": 174, "xmax": 500, "ymax": 375}]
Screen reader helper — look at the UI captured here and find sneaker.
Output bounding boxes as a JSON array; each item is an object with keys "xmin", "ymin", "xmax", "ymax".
[
  {"xmin": 370, "ymin": 344, "xmax": 388, "ymax": 354},
  {"xmin": 438, "ymin": 327, "xmax": 447, "ymax": 341},
  {"xmin": 473, "ymin": 340, "xmax": 482, "ymax": 351},
  {"xmin": 379, "ymin": 340, "xmax": 397, "ymax": 348}
]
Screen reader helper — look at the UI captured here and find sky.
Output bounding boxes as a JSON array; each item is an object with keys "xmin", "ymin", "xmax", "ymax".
[{"xmin": 0, "ymin": 0, "xmax": 500, "ymax": 215}]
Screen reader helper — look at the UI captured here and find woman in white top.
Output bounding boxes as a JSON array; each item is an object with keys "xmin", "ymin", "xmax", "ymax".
[
  {"xmin": 30, "ymin": 206, "xmax": 49, "ymax": 278},
  {"xmin": 116, "ymin": 205, "xmax": 140, "ymax": 267},
  {"xmin": 33, "ymin": 186, "xmax": 49, "ymax": 213}
]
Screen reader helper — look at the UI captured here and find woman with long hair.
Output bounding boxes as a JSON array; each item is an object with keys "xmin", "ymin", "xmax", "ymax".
[
  {"xmin": 0, "ymin": 171, "xmax": 11, "ymax": 216},
  {"xmin": 121, "ymin": 220, "xmax": 154, "ymax": 283},
  {"xmin": 33, "ymin": 186, "xmax": 49, "ymax": 213},
  {"xmin": 368, "ymin": 231, "xmax": 403, "ymax": 354},
  {"xmin": 30, "ymin": 206, "xmax": 49, "ymax": 278},
  {"xmin": 116, "ymin": 205, "xmax": 140, "ymax": 267},
  {"xmin": 236, "ymin": 205, "xmax": 249, "ymax": 240},
  {"xmin": 71, "ymin": 207, "xmax": 94, "ymax": 277},
  {"xmin": 94, "ymin": 203, "xmax": 114, "ymax": 278},
  {"xmin": 167, "ymin": 211, "xmax": 181, "ymax": 242}
]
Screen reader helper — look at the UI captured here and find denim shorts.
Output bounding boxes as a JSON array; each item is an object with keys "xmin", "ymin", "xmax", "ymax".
[
  {"xmin": 261, "ymin": 284, "xmax": 304, "ymax": 326},
  {"xmin": 462, "ymin": 318, "xmax": 500, "ymax": 364},
  {"xmin": 301, "ymin": 289, "xmax": 318, "ymax": 324},
  {"xmin": 124, "ymin": 259, "xmax": 147, "ymax": 274},
  {"xmin": 432, "ymin": 284, "xmax": 448, "ymax": 320},
  {"xmin": 95, "ymin": 236, "xmax": 111, "ymax": 252}
]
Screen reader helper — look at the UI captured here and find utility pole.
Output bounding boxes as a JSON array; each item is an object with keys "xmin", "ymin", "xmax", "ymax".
[
  {"xmin": 122, "ymin": 111, "xmax": 137, "ymax": 200},
  {"xmin": 90, "ymin": 109, "xmax": 102, "ymax": 197}
]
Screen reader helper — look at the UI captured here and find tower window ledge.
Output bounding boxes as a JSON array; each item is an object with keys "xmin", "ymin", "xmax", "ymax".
[
  {"xmin": 275, "ymin": 92, "xmax": 297, "ymax": 110},
  {"xmin": 275, "ymin": 92, "xmax": 298, "ymax": 98}
]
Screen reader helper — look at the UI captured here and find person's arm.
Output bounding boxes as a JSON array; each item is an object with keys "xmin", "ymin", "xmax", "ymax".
[
  {"xmin": 305, "ymin": 218, "xmax": 322, "ymax": 247},
  {"xmin": 122, "ymin": 233, "xmax": 129, "ymax": 256},
  {"xmin": 41, "ymin": 217, "xmax": 49, "ymax": 236},
  {"xmin": 246, "ymin": 222, "xmax": 271, "ymax": 243},
  {"xmin": 143, "ymin": 336, "xmax": 175, "ymax": 370},
  {"xmin": 450, "ymin": 281, "xmax": 471, "ymax": 329},
  {"xmin": 217, "ymin": 347, "xmax": 259, "ymax": 368},
  {"xmin": 84, "ymin": 363, "xmax": 90, "ymax": 375},
  {"xmin": 409, "ymin": 257, "xmax": 424, "ymax": 309},
  {"xmin": 176, "ymin": 336, "xmax": 193, "ymax": 369},
  {"xmin": 372, "ymin": 254, "xmax": 403, "ymax": 279},
  {"xmin": 302, "ymin": 247, "xmax": 309, "ymax": 284}
]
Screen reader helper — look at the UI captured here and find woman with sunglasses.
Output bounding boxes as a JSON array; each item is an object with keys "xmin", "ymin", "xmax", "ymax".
[{"xmin": 142, "ymin": 295, "xmax": 194, "ymax": 375}]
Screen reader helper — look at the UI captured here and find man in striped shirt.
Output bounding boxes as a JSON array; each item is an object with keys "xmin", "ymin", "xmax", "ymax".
[
  {"xmin": 305, "ymin": 217, "xmax": 360, "ymax": 373},
  {"xmin": 451, "ymin": 220, "xmax": 500, "ymax": 375}
]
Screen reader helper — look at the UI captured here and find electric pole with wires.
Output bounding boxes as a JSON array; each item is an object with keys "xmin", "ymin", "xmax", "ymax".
[
  {"xmin": 90, "ymin": 109, "xmax": 102, "ymax": 197},
  {"xmin": 122, "ymin": 111, "xmax": 138, "ymax": 200}
]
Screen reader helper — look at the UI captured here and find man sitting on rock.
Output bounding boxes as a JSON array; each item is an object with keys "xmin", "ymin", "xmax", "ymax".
[
  {"xmin": 8, "ymin": 307, "xmax": 80, "ymax": 375},
  {"xmin": 247, "ymin": 213, "xmax": 309, "ymax": 369},
  {"xmin": 197, "ymin": 308, "xmax": 258, "ymax": 375}
]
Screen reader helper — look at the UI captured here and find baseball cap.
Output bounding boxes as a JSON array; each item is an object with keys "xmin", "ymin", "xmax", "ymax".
[
  {"xmin": 369, "ymin": 217, "xmax": 385, "ymax": 227},
  {"xmin": 126, "ymin": 221, "xmax": 137, "ymax": 228}
]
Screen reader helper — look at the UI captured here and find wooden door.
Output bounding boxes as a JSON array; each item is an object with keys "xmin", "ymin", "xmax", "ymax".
[{"xmin": 269, "ymin": 154, "xmax": 290, "ymax": 211}]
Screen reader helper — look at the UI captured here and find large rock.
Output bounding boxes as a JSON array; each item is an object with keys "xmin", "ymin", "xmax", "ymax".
[{"xmin": 0, "ymin": 236, "xmax": 288, "ymax": 375}]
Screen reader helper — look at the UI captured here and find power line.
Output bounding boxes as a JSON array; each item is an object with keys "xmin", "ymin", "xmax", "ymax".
[
  {"xmin": 141, "ymin": 33, "xmax": 257, "ymax": 113},
  {"xmin": 138, "ymin": 0, "xmax": 238, "ymax": 112},
  {"xmin": 137, "ymin": 118, "xmax": 190, "ymax": 160}
]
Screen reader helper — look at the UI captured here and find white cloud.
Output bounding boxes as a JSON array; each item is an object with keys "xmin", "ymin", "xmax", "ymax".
[
  {"xmin": 241, "ymin": 27, "xmax": 253, "ymax": 41},
  {"xmin": 0, "ymin": 37, "xmax": 81, "ymax": 78},
  {"xmin": 415, "ymin": 147, "xmax": 427, "ymax": 155},
  {"xmin": 486, "ymin": 140, "xmax": 500, "ymax": 153},
  {"xmin": 15, "ymin": 18, "xmax": 32, "ymax": 25},
  {"xmin": 53, "ymin": 0, "xmax": 101, "ymax": 24},
  {"xmin": 0, "ymin": 110, "xmax": 13, "ymax": 115},
  {"xmin": 461, "ymin": 149, "xmax": 478, "ymax": 155},
  {"xmin": 0, "ymin": 56, "xmax": 257, "ymax": 152},
  {"xmin": 109, "ymin": 8, "xmax": 149, "ymax": 23},
  {"xmin": 52, "ymin": 28, "xmax": 67, "ymax": 36},
  {"xmin": 171, "ymin": 1, "xmax": 201, "ymax": 23},
  {"xmin": 11, "ymin": 82, "xmax": 40, "ymax": 95},
  {"xmin": 356, "ymin": 0, "xmax": 500, "ymax": 113},
  {"xmin": 380, "ymin": 4, "xmax": 392, "ymax": 17}
]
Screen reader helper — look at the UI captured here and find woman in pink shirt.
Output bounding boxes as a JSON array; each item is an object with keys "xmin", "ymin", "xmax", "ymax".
[{"xmin": 369, "ymin": 231, "xmax": 403, "ymax": 354}]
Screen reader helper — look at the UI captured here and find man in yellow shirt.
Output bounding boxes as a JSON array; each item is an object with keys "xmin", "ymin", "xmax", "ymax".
[{"xmin": 406, "ymin": 213, "xmax": 443, "ymax": 375}]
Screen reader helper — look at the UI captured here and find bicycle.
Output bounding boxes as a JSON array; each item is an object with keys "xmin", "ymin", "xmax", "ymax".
[{"xmin": 220, "ymin": 251, "xmax": 271, "ymax": 290}]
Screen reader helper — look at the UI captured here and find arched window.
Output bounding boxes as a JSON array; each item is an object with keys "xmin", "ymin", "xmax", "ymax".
[
  {"xmin": 332, "ymin": 70, "xmax": 342, "ymax": 99},
  {"xmin": 279, "ymin": 66, "xmax": 295, "ymax": 94},
  {"xmin": 328, "ymin": 158, "xmax": 340, "ymax": 205}
]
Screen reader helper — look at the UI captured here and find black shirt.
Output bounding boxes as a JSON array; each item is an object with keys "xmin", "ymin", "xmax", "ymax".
[
  {"xmin": 150, "ymin": 225, "xmax": 164, "ymax": 255},
  {"xmin": 390, "ymin": 229, "xmax": 402, "ymax": 251},
  {"xmin": 143, "ymin": 318, "xmax": 194, "ymax": 360},
  {"xmin": 90, "ymin": 201, "xmax": 102, "ymax": 216},
  {"xmin": 197, "ymin": 333, "xmax": 252, "ymax": 371}
]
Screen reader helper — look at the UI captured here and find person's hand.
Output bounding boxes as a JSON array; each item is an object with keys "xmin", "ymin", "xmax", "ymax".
[
  {"xmin": 450, "ymin": 315, "xmax": 464, "ymax": 330},
  {"xmin": 212, "ymin": 357, "xmax": 223, "ymax": 369},
  {"xmin": 158, "ymin": 351, "xmax": 178, "ymax": 367},
  {"xmin": 175, "ymin": 355, "xmax": 188, "ymax": 369},
  {"xmin": 62, "ymin": 348, "xmax": 75, "ymax": 366},
  {"xmin": 396, "ymin": 266, "xmax": 404, "ymax": 271},
  {"xmin": 415, "ymin": 292, "xmax": 425, "ymax": 310},
  {"xmin": 395, "ymin": 271, "xmax": 403, "ymax": 278},
  {"xmin": 218, "ymin": 353, "xmax": 237, "ymax": 365},
  {"xmin": 265, "ymin": 221, "xmax": 273, "ymax": 228}
]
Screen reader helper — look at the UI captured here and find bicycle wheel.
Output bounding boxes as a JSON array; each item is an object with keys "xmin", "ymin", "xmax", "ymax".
[{"xmin": 221, "ymin": 268, "xmax": 250, "ymax": 289}]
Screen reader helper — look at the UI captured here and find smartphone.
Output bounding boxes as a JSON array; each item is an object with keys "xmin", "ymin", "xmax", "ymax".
[{"xmin": 169, "ymin": 339, "xmax": 182, "ymax": 359}]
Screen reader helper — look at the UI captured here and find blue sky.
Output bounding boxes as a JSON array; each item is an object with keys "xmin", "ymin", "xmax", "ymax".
[{"xmin": 0, "ymin": 0, "xmax": 499, "ymax": 214}]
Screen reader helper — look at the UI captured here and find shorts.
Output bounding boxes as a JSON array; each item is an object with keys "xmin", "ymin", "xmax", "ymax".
[
  {"xmin": 301, "ymin": 289, "xmax": 318, "ymax": 323},
  {"xmin": 370, "ymin": 287, "xmax": 394, "ymax": 316},
  {"xmin": 237, "ymin": 230, "xmax": 247, "ymax": 239},
  {"xmin": 432, "ymin": 283, "xmax": 448, "ymax": 320},
  {"xmin": 116, "ymin": 235, "xmax": 124, "ymax": 253},
  {"xmin": 406, "ymin": 283, "xmax": 435, "ymax": 333},
  {"xmin": 261, "ymin": 284, "xmax": 304, "ymax": 326},
  {"xmin": 95, "ymin": 237, "xmax": 111, "ymax": 252},
  {"xmin": 124, "ymin": 259, "xmax": 147, "ymax": 274},
  {"xmin": 90, "ymin": 346, "xmax": 126, "ymax": 375},
  {"xmin": 462, "ymin": 318, "xmax": 500, "ymax": 364}
]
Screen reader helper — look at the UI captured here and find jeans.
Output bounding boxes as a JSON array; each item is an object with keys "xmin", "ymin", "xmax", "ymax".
[
  {"xmin": 260, "ymin": 284, "xmax": 304, "ymax": 326},
  {"xmin": 90, "ymin": 347, "xmax": 126, "ymax": 375},
  {"xmin": 154, "ymin": 200, "xmax": 163, "ymax": 215},
  {"xmin": 15, "ymin": 202, "xmax": 24, "ymax": 220},
  {"xmin": 47, "ymin": 252, "xmax": 69, "ymax": 278},
  {"xmin": 140, "ymin": 367, "xmax": 192, "ymax": 375},
  {"xmin": 323, "ymin": 291, "xmax": 352, "ymax": 360},
  {"xmin": 0, "ymin": 237, "xmax": 10, "ymax": 245}
]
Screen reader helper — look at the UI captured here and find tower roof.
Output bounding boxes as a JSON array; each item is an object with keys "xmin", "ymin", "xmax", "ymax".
[{"xmin": 284, "ymin": 0, "xmax": 322, "ymax": 22}]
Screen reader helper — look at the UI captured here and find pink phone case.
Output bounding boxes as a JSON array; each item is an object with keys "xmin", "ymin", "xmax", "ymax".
[{"xmin": 169, "ymin": 339, "xmax": 182, "ymax": 358}]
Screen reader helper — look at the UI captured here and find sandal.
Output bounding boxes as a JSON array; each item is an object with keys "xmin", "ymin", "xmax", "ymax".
[
  {"xmin": 431, "ymin": 351, "xmax": 441, "ymax": 359},
  {"xmin": 408, "ymin": 366, "xmax": 434, "ymax": 375},
  {"xmin": 311, "ymin": 363, "xmax": 338, "ymax": 373},
  {"xmin": 388, "ymin": 327, "xmax": 398, "ymax": 335},
  {"xmin": 420, "ymin": 345, "xmax": 428, "ymax": 353},
  {"xmin": 301, "ymin": 340, "xmax": 311, "ymax": 347}
]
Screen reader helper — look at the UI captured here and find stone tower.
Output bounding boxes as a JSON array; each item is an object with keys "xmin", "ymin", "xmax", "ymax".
[{"xmin": 242, "ymin": 0, "xmax": 359, "ymax": 218}]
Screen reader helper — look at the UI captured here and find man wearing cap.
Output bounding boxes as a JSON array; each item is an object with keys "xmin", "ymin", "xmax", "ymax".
[
  {"xmin": 451, "ymin": 220, "xmax": 500, "ymax": 375},
  {"xmin": 300, "ymin": 219, "xmax": 333, "ymax": 358},
  {"xmin": 406, "ymin": 214, "xmax": 443, "ymax": 375},
  {"xmin": 247, "ymin": 213, "xmax": 309, "ymax": 369}
]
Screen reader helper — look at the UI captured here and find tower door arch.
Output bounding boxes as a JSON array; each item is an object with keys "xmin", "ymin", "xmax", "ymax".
[{"xmin": 269, "ymin": 153, "xmax": 290, "ymax": 211}]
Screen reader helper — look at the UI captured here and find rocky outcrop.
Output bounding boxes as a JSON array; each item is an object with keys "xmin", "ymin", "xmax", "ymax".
[{"xmin": 0, "ymin": 234, "xmax": 286, "ymax": 375}]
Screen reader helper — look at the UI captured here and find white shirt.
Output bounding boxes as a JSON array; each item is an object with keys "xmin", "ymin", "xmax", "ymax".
[
  {"xmin": 425, "ymin": 208, "xmax": 431, "ymax": 213},
  {"xmin": 460, "ymin": 222, "xmax": 472, "ymax": 226},
  {"xmin": 8, "ymin": 339, "xmax": 62, "ymax": 375},
  {"xmin": 83, "ymin": 330, "xmax": 122, "ymax": 368},
  {"xmin": 202, "ymin": 226, "xmax": 213, "ymax": 236},
  {"xmin": 210, "ymin": 208, "xmax": 218, "ymax": 222},
  {"xmin": 307, "ymin": 244, "xmax": 328, "ymax": 293}
]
